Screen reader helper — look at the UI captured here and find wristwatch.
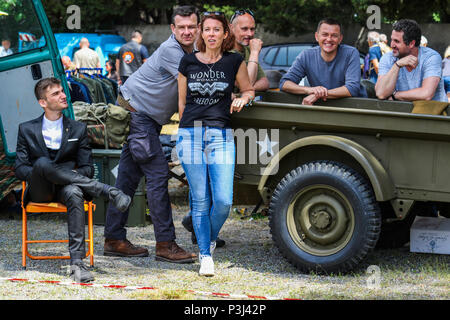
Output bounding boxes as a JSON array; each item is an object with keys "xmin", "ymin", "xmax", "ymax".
[{"xmin": 392, "ymin": 90, "xmax": 398, "ymax": 100}]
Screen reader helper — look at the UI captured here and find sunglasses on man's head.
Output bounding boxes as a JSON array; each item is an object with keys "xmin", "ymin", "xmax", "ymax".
[
  {"xmin": 203, "ymin": 11, "xmax": 225, "ymax": 17},
  {"xmin": 230, "ymin": 9, "xmax": 254, "ymax": 23}
]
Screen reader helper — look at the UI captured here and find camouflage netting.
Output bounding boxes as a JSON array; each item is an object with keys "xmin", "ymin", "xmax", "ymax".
[
  {"xmin": 0, "ymin": 135, "xmax": 20, "ymax": 202},
  {"xmin": 73, "ymin": 102, "xmax": 130, "ymax": 149}
]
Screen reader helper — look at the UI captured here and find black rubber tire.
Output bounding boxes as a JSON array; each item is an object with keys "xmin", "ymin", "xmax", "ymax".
[{"xmin": 269, "ymin": 161, "xmax": 381, "ymax": 274}]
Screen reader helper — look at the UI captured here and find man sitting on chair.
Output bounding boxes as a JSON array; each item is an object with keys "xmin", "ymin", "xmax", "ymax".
[{"xmin": 15, "ymin": 77, "xmax": 131, "ymax": 283}]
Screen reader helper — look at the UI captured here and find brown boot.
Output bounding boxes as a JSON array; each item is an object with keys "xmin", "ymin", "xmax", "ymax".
[
  {"xmin": 155, "ymin": 241, "xmax": 197, "ymax": 264},
  {"xmin": 104, "ymin": 239, "xmax": 149, "ymax": 257}
]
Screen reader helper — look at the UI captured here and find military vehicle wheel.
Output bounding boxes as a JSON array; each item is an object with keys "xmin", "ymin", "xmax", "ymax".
[{"xmin": 269, "ymin": 161, "xmax": 381, "ymax": 273}]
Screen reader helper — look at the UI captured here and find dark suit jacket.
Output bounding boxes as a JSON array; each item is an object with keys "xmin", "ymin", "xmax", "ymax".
[{"xmin": 15, "ymin": 113, "xmax": 94, "ymax": 182}]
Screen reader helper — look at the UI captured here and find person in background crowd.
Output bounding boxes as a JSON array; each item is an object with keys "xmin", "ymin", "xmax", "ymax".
[
  {"xmin": 0, "ymin": 39, "xmax": 13, "ymax": 57},
  {"xmin": 280, "ymin": 18, "xmax": 366, "ymax": 105},
  {"xmin": 61, "ymin": 56, "xmax": 76, "ymax": 71},
  {"xmin": 116, "ymin": 30, "xmax": 150, "ymax": 85},
  {"xmin": 420, "ymin": 35, "xmax": 428, "ymax": 47},
  {"xmin": 375, "ymin": 19, "xmax": 446, "ymax": 102},
  {"xmin": 230, "ymin": 9, "xmax": 269, "ymax": 91},
  {"xmin": 105, "ymin": 60, "xmax": 120, "ymax": 82},
  {"xmin": 176, "ymin": 12, "xmax": 254, "ymax": 276},
  {"xmin": 367, "ymin": 31, "xmax": 382, "ymax": 83},
  {"xmin": 379, "ymin": 33, "xmax": 392, "ymax": 55},
  {"xmin": 103, "ymin": 5, "xmax": 199, "ymax": 264},
  {"xmin": 73, "ymin": 38, "xmax": 100, "ymax": 70},
  {"xmin": 15, "ymin": 78, "xmax": 131, "ymax": 283},
  {"xmin": 443, "ymin": 46, "xmax": 450, "ymax": 102}
]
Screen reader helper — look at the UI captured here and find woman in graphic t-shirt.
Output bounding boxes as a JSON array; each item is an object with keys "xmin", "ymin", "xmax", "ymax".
[{"xmin": 177, "ymin": 12, "xmax": 254, "ymax": 276}]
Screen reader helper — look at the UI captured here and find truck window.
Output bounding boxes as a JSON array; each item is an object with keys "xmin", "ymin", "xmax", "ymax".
[{"xmin": 0, "ymin": 0, "xmax": 46, "ymax": 59}]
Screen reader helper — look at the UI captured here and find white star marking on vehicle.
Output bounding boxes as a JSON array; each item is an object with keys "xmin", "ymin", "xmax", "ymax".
[{"xmin": 256, "ymin": 134, "xmax": 278, "ymax": 157}]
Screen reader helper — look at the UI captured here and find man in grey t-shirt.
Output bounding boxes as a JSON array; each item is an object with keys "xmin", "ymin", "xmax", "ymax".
[
  {"xmin": 103, "ymin": 6, "xmax": 200, "ymax": 263},
  {"xmin": 375, "ymin": 19, "xmax": 446, "ymax": 102},
  {"xmin": 280, "ymin": 18, "xmax": 366, "ymax": 105}
]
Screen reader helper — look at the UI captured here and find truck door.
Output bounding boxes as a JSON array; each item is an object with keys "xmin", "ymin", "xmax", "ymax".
[{"xmin": 0, "ymin": 0, "xmax": 71, "ymax": 158}]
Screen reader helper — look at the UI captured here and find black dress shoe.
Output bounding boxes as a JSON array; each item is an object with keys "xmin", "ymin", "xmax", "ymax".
[
  {"xmin": 70, "ymin": 262, "xmax": 95, "ymax": 283},
  {"xmin": 191, "ymin": 232, "xmax": 225, "ymax": 248},
  {"xmin": 108, "ymin": 187, "xmax": 131, "ymax": 212},
  {"xmin": 216, "ymin": 237, "xmax": 225, "ymax": 248},
  {"xmin": 184, "ymin": 214, "xmax": 226, "ymax": 247},
  {"xmin": 181, "ymin": 214, "xmax": 194, "ymax": 232}
]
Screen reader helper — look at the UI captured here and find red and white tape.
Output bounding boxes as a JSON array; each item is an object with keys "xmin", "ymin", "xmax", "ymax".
[{"xmin": 0, "ymin": 277, "xmax": 298, "ymax": 300}]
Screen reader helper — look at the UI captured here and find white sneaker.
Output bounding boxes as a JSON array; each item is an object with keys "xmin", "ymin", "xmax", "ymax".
[
  {"xmin": 199, "ymin": 255, "xmax": 214, "ymax": 277},
  {"xmin": 210, "ymin": 241, "xmax": 216, "ymax": 256}
]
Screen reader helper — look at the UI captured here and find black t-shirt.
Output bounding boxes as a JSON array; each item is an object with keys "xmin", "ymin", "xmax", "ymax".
[
  {"xmin": 118, "ymin": 41, "xmax": 150, "ymax": 77},
  {"xmin": 178, "ymin": 51, "xmax": 244, "ymax": 128}
]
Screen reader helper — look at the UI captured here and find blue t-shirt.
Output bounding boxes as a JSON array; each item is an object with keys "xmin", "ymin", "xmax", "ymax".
[
  {"xmin": 279, "ymin": 44, "xmax": 367, "ymax": 98},
  {"xmin": 378, "ymin": 46, "xmax": 447, "ymax": 102},
  {"xmin": 368, "ymin": 44, "xmax": 382, "ymax": 82}
]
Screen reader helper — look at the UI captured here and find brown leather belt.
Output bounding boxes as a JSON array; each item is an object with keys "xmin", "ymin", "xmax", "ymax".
[{"xmin": 117, "ymin": 94, "xmax": 137, "ymax": 113}]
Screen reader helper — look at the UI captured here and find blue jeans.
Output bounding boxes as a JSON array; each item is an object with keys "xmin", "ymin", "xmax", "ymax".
[
  {"xmin": 444, "ymin": 76, "xmax": 450, "ymax": 93},
  {"xmin": 176, "ymin": 126, "xmax": 235, "ymax": 256}
]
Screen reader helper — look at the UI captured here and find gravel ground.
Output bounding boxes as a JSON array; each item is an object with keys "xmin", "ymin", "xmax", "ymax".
[{"xmin": 0, "ymin": 178, "xmax": 449, "ymax": 300}]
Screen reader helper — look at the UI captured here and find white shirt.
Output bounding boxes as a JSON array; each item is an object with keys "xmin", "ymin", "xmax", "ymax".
[
  {"xmin": 0, "ymin": 46, "xmax": 13, "ymax": 57},
  {"xmin": 42, "ymin": 115, "xmax": 63, "ymax": 150}
]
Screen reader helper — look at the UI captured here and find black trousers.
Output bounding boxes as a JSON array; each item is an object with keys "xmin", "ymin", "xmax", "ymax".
[
  {"xmin": 28, "ymin": 157, "xmax": 105, "ymax": 261},
  {"xmin": 104, "ymin": 112, "xmax": 175, "ymax": 242}
]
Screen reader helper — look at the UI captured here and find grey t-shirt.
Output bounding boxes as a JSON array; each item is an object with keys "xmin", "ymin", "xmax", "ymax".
[
  {"xmin": 119, "ymin": 34, "xmax": 186, "ymax": 125},
  {"xmin": 279, "ymin": 44, "xmax": 367, "ymax": 97}
]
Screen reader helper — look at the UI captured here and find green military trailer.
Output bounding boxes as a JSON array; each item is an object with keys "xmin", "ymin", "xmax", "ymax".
[{"xmin": 231, "ymin": 91, "xmax": 450, "ymax": 273}]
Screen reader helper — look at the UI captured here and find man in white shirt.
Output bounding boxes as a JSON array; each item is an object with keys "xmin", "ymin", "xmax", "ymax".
[
  {"xmin": 0, "ymin": 39, "xmax": 13, "ymax": 57},
  {"xmin": 15, "ymin": 77, "xmax": 131, "ymax": 283},
  {"xmin": 73, "ymin": 38, "xmax": 100, "ymax": 69}
]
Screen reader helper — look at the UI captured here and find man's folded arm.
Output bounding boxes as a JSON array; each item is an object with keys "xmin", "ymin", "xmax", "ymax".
[
  {"xmin": 75, "ymin": 124, "xmax": 94, "ymax": 178},
  {"xmin": 14, "ymin": 124, "xmax": 33, "ymax": 181}
]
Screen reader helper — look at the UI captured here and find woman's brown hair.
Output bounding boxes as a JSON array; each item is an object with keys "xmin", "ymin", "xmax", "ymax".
[{"xmin": 196, "ymin": 14, "xmax": 235, "ymax": 53}]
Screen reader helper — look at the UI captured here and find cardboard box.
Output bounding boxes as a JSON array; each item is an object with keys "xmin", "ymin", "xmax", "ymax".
[{"xmin": 410, "ymin": 216, "xmax": 450, "ymax": 255}]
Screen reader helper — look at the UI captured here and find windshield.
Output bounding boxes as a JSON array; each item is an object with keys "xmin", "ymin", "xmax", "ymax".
[{"xmin": 0, "ymin": 0, "xmax": 46, "ymax": 59}]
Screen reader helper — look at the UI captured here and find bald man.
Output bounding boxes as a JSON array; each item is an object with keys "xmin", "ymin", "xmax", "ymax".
[
  {"xmin": 73, "ymin": 38, "xmax": 100, "ymax": 70},
  {"xmin": 230, "ymin": 10, "xmax": 269, "ymax": 91}
]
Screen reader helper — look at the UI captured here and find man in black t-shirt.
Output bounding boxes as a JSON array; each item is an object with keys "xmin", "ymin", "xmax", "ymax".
[{"xmin": 116, "ymin": 30, "xmax": 150, "ymax": 84}]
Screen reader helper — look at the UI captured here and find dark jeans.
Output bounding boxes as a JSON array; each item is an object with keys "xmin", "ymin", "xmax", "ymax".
[
  {"xmin": 104, "ymin": 112, "xmax": 175, "ymax": 242},
  {"xmin": 28, "ymin": 157, "xmax": 105, "ymax": 261}
]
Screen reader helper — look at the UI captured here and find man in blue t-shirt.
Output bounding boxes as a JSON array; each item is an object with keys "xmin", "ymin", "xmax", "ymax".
[
  {"xmin": 280, "ymin": 18, "xmax": 366, "ymax": 105},
  {"xmin": 375, "ymin": 19, "xmax": 446, "ymax": 102}
]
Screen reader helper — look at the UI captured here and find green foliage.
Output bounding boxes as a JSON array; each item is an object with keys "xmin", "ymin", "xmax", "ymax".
[
  {"xmin": 37, "ymin": 0, "xmax": 449, "ymax": 35},
  {"xmin": 0, "ymin": 0, "xmax": 45, "ymax": 46}
]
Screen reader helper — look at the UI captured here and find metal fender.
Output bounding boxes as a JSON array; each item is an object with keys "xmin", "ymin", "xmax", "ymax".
[{"xmin": 258, "ymin": 135, "xmax": 396, "ymax": 202}]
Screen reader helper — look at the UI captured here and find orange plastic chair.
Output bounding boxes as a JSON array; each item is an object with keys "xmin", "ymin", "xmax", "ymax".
[{"xmin": 21, "ymin": 181, "xmax": 96, "ymax": 269}]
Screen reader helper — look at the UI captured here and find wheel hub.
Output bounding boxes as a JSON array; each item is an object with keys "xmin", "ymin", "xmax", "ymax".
[
  {"xmin": 287, "ymin": 185, "xmax": 355, "ymax": 256},
  {"xmin": 311, "ymin": 210, "xmax": 332, "ymax": 229}
]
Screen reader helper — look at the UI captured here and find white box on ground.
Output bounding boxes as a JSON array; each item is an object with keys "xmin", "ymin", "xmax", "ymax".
[{"xmin": 410, "ymin": 216, "xmax": 450, "ymax": 255}]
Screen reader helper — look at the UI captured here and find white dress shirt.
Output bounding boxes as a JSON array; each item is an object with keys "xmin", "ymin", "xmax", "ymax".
[{"xmin": 42, "ymin": 115, "xmax": 63, "ymax": 150}]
